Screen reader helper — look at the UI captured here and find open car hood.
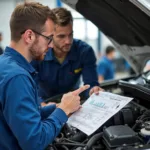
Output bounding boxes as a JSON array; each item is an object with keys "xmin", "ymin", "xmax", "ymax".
[{"xmin": 62, "ymin": 0, "xmax": 150, "ymax": 74}]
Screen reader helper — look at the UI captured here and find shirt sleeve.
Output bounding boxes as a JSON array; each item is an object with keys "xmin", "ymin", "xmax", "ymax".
[
  {"xmin": 81, "ymin": 46, "xmax": 99, "ymax": 95},
  {"xmin": 40, "ymin": 104, "xmax": 56, "ymax": 119},
  {"xmin": 3, "ymin": 75, "xmax": 68, "ymax": 150}
]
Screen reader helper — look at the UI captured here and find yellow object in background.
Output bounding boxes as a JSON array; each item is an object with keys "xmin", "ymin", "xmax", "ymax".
[{"xmin": 74, "ymin": 68, "xmax": 82, "ymax": 74}]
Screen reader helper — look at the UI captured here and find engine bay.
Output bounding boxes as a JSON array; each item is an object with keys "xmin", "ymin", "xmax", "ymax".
[{"xmin": 46, "ymin": 71, "xmax": 150, "ymax": 150}]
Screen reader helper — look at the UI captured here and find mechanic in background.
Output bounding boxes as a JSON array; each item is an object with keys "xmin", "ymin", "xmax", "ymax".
[
  {"xmin": 97, "ymin": 46, "xmax": 115, "ymax": 83},
  {"xmin": 31, "ymin": 7, "xmax": 102, "ymax": 105},
  {"xmin": 0, "ymin": 2, "xmax": 90, "ymax": 150}
]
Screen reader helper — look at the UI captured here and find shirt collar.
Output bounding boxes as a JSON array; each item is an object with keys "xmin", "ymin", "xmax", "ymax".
[
  {"xmin": 4, "ymin": 46, "xmax": 36, "ymax": 74},
  {"xmin": 44, "ymin": 39, "xmax": 78, "ymax": 61},
  {"xmin": 44, "ymin": 48, "xmax": 55, "ymax": 61}
]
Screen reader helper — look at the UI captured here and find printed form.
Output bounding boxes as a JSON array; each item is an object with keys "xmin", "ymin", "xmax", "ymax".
[{"xmin": 67, "ymin": 92, "xmax": 133, "ymax": 135}]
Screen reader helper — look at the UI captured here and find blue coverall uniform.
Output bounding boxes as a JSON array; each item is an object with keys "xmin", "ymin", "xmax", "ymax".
[
  {"xmin": 32, "ymin": 39, "xmax": 99, "ymax": 100},
  {"xmin": 97, "ymin": 56, "xmax": 115, "ymax": 80},
  {"xmin": 0, "ymin": 47, "xmax": 68, "ymax": 150}
]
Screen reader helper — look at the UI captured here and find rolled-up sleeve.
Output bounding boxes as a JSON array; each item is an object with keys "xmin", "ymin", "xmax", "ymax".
[{"xmin": 3, "ymin": 75, "xmax": 68, "ymax": 150}]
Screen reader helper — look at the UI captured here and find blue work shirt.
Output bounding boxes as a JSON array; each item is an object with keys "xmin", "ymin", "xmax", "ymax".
[
  {"xmin": 31, "ymin": 39, "xmax": 99, "ymax": 100},
  {"xmin": 97, "ymin": 56, "xmax": 115, "ymax": 80},
  {"xmin": 0, "ymin": 47, "xmax": 68, "ymax": 150}
]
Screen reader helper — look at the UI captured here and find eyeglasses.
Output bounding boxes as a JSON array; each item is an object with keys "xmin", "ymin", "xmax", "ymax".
[{"xmin": 21, "ymin": 29, "xmax": 53, "ymax": 45}]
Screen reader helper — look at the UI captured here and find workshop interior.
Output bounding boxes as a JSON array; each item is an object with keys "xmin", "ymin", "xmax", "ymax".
[{"xmin": 2, "ymin": 0, "xmax": 150, "ymax": 150}]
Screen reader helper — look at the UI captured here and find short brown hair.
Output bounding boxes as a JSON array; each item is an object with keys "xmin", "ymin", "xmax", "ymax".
[
  {"xmin": 10, "ymin": 2, "xmax": 56, "ymax": 42},
  {"xmin": 52, "ymin": 7, "xmax": 73, "ymax": 26},
  {"xmin": 105, "ymin": 46, "xmax": 115, "ymax": 55}
]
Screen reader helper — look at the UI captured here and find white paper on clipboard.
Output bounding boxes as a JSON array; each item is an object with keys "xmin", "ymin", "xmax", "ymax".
[{"xmin": 67, "ymin": 91, "xmax": 133, "ymax": 135}]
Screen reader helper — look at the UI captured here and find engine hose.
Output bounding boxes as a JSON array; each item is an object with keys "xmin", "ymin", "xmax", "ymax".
[
  {"xmin": 132, "ymin": 110, "xmax": 150, "ymax": 130},
  {"xmin": 140, "ymin": 110, "xmax": 150, "ymax": 120},
  {"xmin": 69, "ymin": 132, "xmax": 87, "ymax": 142},
  {"xmin": 74, "ymin": 147, "xmax": 83, "ymax": 150},
  {"xmin": 55, "ymin": 142, "xmax": 86, "ymax": 147},
  {"xmin": 84, "ymin": 132, "xmax": 103, "ymax": 150},
  {"xmin": 61, "ymin": 145, "xmax": 69, "ymax": 150}
]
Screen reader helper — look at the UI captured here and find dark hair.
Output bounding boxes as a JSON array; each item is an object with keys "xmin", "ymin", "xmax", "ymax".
[
  {"xmin": 10, "ymin": 2, "xmax": 56, "ymax": 42},
  {"xmin": 105, "ymin": 46, "xmax": 115, "ymax": 55},
  {"xmin": 52, "ymin": 7, "xmax": 73, "ymax": 26}
]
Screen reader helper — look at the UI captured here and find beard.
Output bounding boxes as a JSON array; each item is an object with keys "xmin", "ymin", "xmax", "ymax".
[
  {"xmin": 29, "ymin": 38, "xmax": 47, "ymax": 61},
  {"xmin": 53, "ymin": 39, "xmax": 72, "ymax": 53}
]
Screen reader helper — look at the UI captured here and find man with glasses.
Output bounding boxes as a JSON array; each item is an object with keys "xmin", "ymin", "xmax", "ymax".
[
  {"xmin": 32, "ymin": 7, "xmax": 102, "ymax": 106},
  {"xmin": 21, "ymin": 29, "xmax": 53, "ymax": 46},
  {"xmin": 0, "ymin": 2, "xmax": 90, "ymax": 150}
]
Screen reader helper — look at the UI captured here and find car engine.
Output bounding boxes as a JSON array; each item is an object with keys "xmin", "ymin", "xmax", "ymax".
[{"xmin": 46, "ymin": 71, "xmax": 150, "ymax": 150}]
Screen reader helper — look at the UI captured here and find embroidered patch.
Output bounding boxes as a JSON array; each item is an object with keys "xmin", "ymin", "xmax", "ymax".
[{"xmin": 74, "ymin": 68, "xmax": 82, "ymax": 73}]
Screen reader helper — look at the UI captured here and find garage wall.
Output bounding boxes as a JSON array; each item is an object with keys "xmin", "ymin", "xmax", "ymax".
[
  {"xmin": 0, "ymin": 0, "xmax": 56, "ymax": 49},
  {"xmin": 0, "ymin": 0, "xmax": 114, "ymax": 56},
  {"xmin": 0, "ymin": 0, "xmax": 15, "ymax": 49}
]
